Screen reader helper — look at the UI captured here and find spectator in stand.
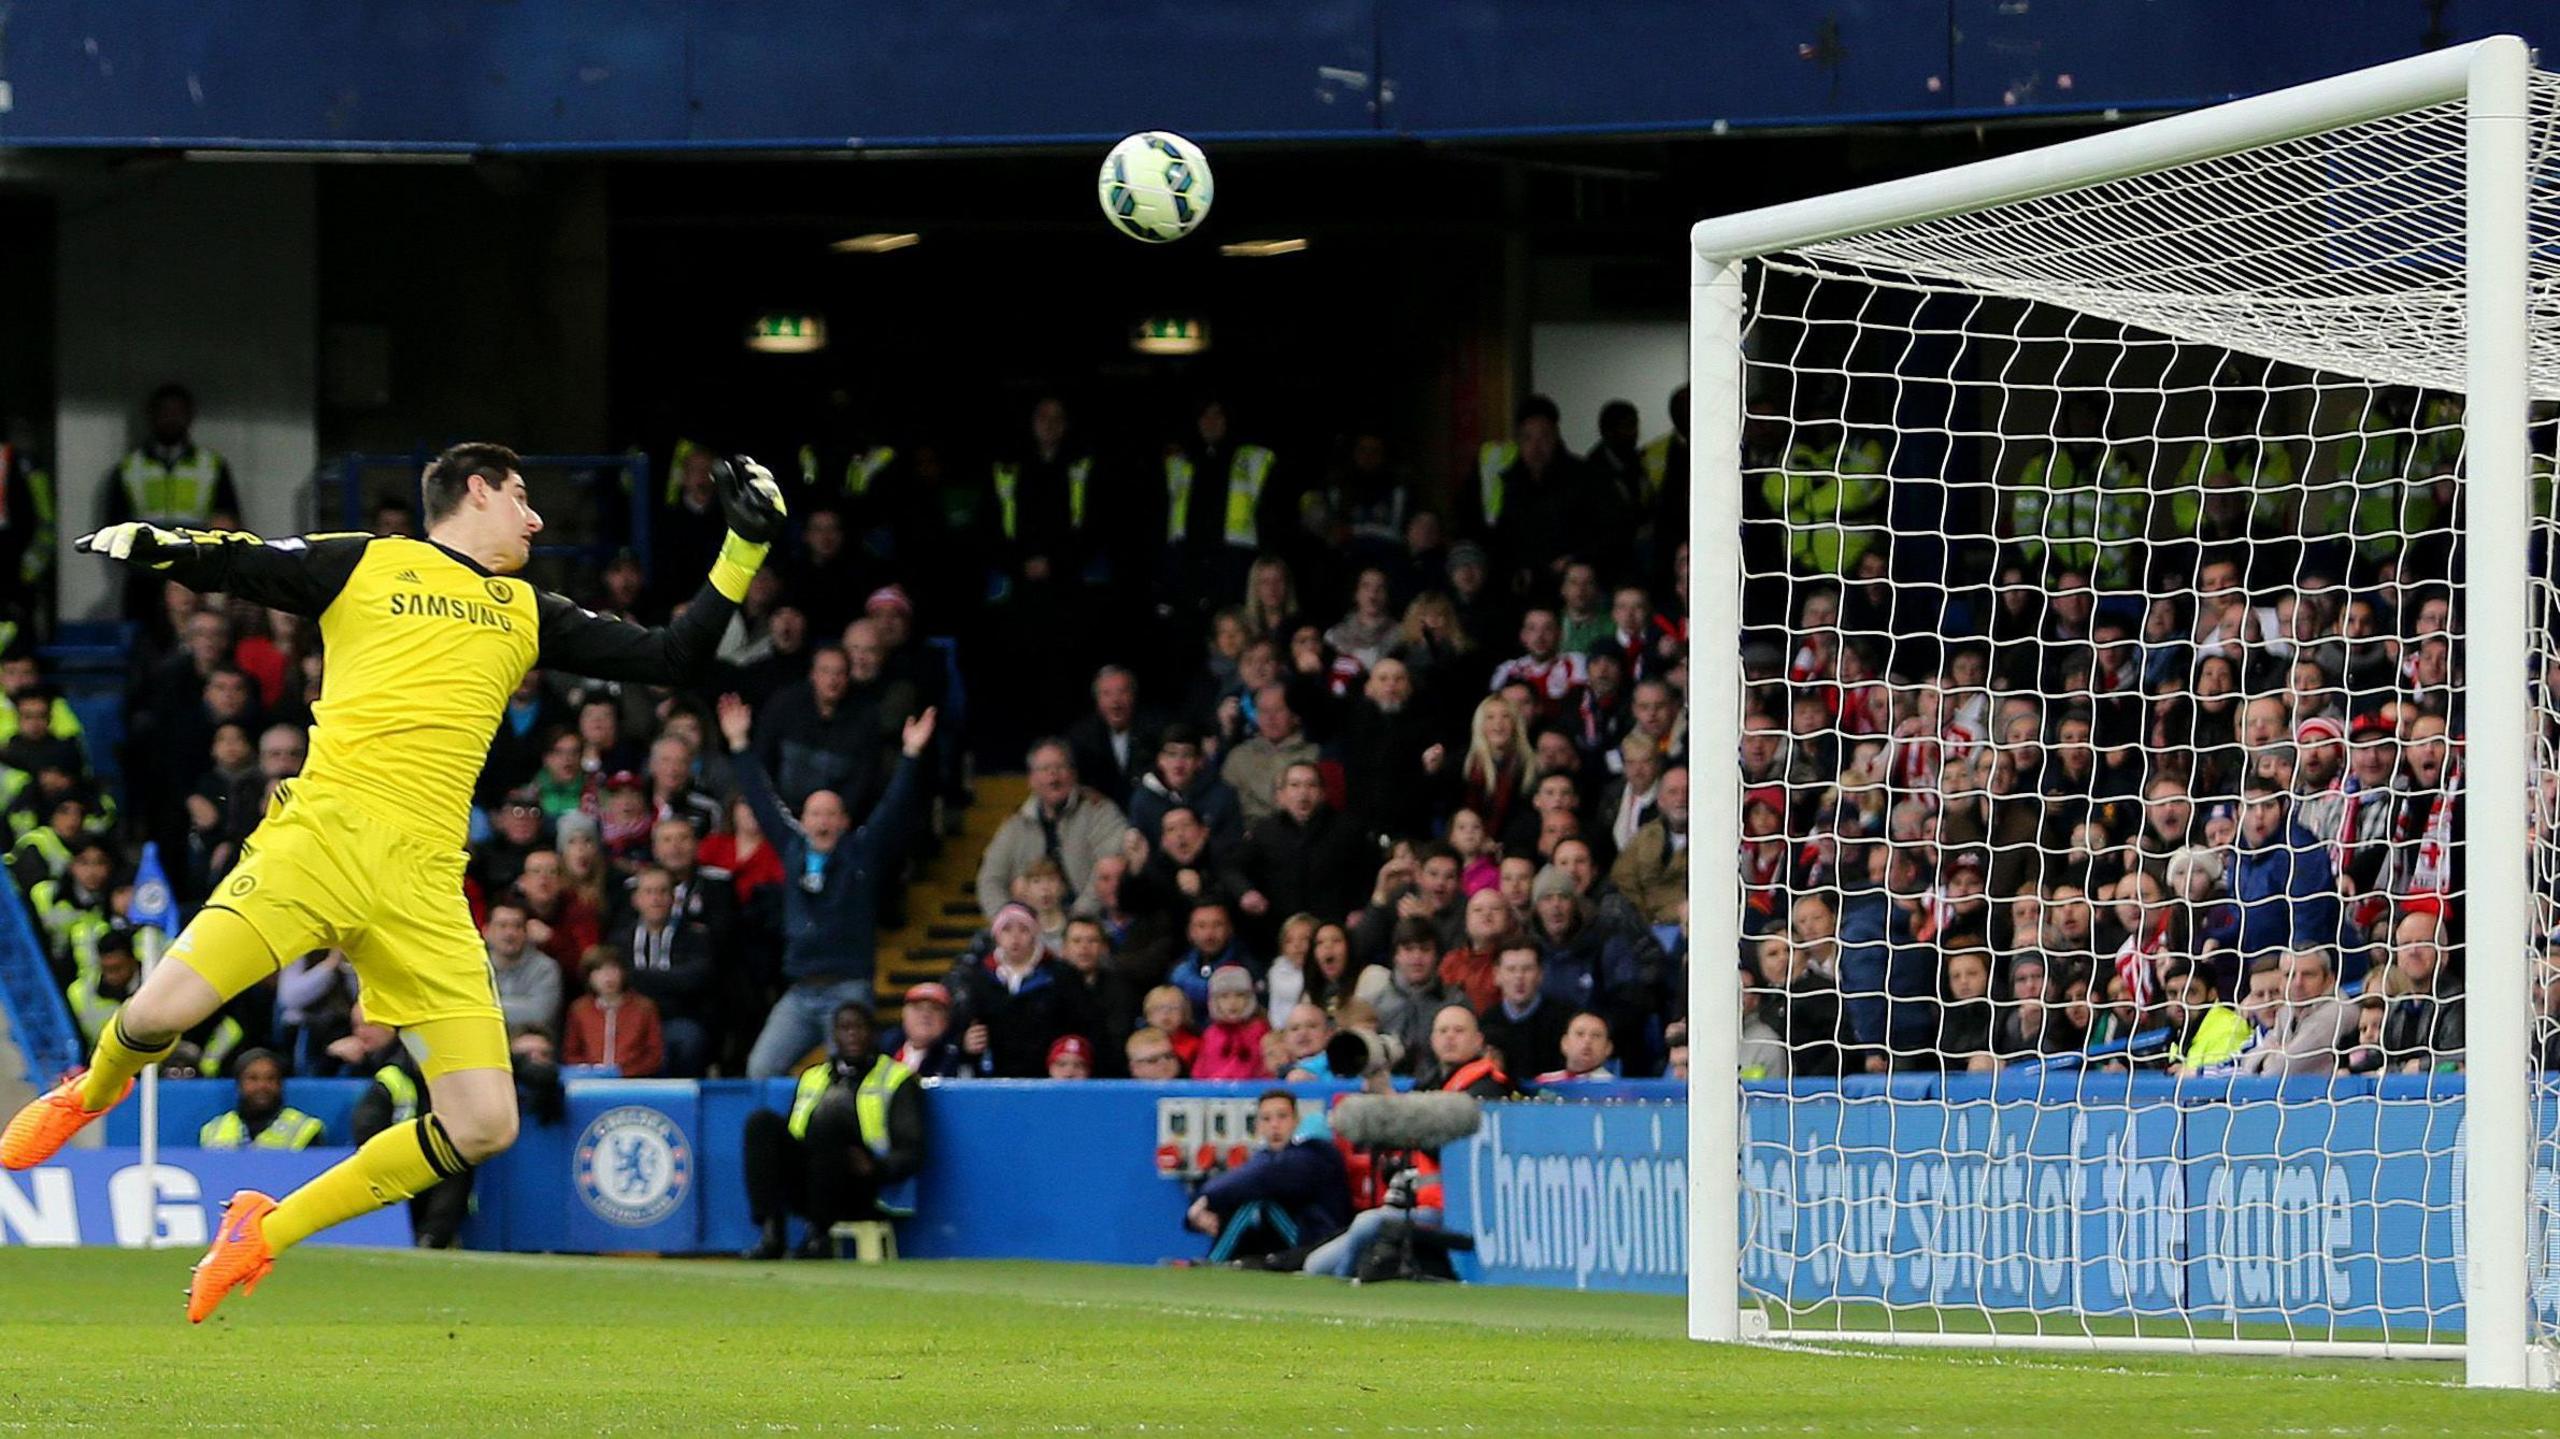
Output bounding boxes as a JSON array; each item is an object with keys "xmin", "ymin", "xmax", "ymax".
[
  {"xmin": 1451, "ymin": 695, "xmax": 1534, "ymax": 842},
  {"xmin": 1191, "ymin": 965, "xmax": 1272, "ymax": 1080},
  {"xmin": 1066, "ymin": 665, "xmax": 1158, "ymax": 809},
  {"xmin": 1374, "ymin": 916, "xmax": 1457, "ymax": 1071},
  {"xmin": 1351, "ymin": 844, "xmax": 1466, "ymax": 967},
  {"xmin": 1529, "ymin": 865, "xmax": 1665, "ymax": 1072},
  {"xmin": 620, "ymin": 816, "xmax": 738, "ymax": 940},
  {"xmin": 753, "ymin": 645, "xmax": 872, "ymax": 812},
  {"xmin": 2228, "ymin": 776, "xmax": 2341, "ymax": 966},
  {"xmin": 1229, "ymin": 762, "xmax": 1368, "ymax": 954},
  {"xmin": 473, "ymin": 788, "xmax": 547, "ymax": 899},
  {"xmin": 1610, "ymin": 763, "xmax": 1688, "ymax": 925},
  {"xmin": 1221, "ymin": 684, "xmax": 1319, "ymax": 829},
  {"xmin": 1626, "ymin": 679, "xmax": 1688, "ymax": 767},
  {"xmin": 2238, "ymin": 947, "xmax": 2359, "ymax": 1076},
  {"xmin": 1124, "ymin": 1026, "xmax": 1184, "ymax": 1080},
  {"xmin": 946, "ymin": 902, "xmax": 1100, "ymax": 1079},
  {"xmin": 1478, "ymin": 941, "xmax": 1570, "ymax": 1078},
  {"xmin": 481, "ymin": 895, "xmax": 562, "ymax": 1036},
  {"xmin": 1060, "ymin": 915, "xmax": 1139, "ymax": 1073},
  {"xmin": 1599, "ymin": 733, "xmax": 1664, "ymax": 852},
  {"xmin": 976, "ymin": 739, "xmax": 1131, "ymax": 915},
  {"xmin": 1046, "ymin": 1034, "xmax": 1096, "ymax": 1079},
  {"xmin": 616, "ymin": 866, "xmax": 715, "ymax": 1076},
  {"xmin": 2161, "ymin": 959, "xmax": 2251, "ymax": 1074},
  {"xmin": 1324, "ymin": 568, "xmax": 1401, "ymax": 670},
  {"xmin": 881, "ymin": 981, "xmax": 968, "ymax": 1080},
  {"xmin": 1440, "ymin": 888, "xmax": 1514, "ymax": 1013},
  {"xmin": 1335, "ymin": 656, "xmax": 1439, "ymax": 841},
  {"xmin": 644, "ymin": 734, "xmax": 724, "ymax": 835},
  {"xmin": 702, "ymin": 794, "xmax": 785, "ymax": 908},
  {"xmin": 742, "ymin": 1002, "xmax": 925, "ymax": 1260},
  {"xmin": 1166, "ymin": 899, "xmax": 1257, "ymax": 1012},
  {"xmin": 2380, "ymin": 909, "xmax": 2465, "ymax": 1073},
  {"xmin": 1124, "ymin": 723, "xmax": 1242, "ymax": 850},
  {"xmin": 1488, "ymin": 610, "xmax": 1588, "ymax": 722},
  {"xmin": 561, "ymin": 946, "xmax": 664, "ymax": 1077},
  {"xmin": 1184, "ymin": 1090, "xmax": 1350, "ymax": 1266},
  {"xmin": 529, "ymin": 727, "xmax": 587, "ymax": 818},
  {"xmin": 1127, "ymin": 806, "xmax": 1223, "ymax": 931},
  {"xmin": 197, "ymin": 1049, "xmax": 322, "ymax": 1150},
  {"xmin": 736, "ymin": 605, "xmax": 813, "ymax": 708},
  {"xmin": 723, "ymin": 694, "xmax": 936, "ymax": 1078},
  {"xmin": 511, "ymin": 850, "xmax": 599, "ymax": 990},
  {"xmin": 1537, "ymin": 1011, "xmax": 1618, "ymax": 1085},
  {"xmin": 1143, "ymin": 985, "xmax": 1201, "ymax": 1072}
]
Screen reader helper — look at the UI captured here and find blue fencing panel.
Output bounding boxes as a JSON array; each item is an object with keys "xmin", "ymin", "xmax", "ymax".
[
  {"xmin": 1441, "ymin": 1100, "xmax": 1688, "ymax": 1294},
  {"xmin": 1737, "ymin": 1077, "xmax": 2188, "ymax": 1315},
  {"xmin": 102, "ymin": 1078, "xmax": 372, "ymax": 1147},
  {"xmin": 2180, "ymin": 1092, "xmax": 2463, "ymax": 1336},
  {"xmin": 0, "ymin": 1147, "xmax": 406, "ymax": 1247}
]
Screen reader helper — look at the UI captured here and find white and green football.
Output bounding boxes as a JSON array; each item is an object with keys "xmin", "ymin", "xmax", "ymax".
[{"xmin": 1097, "ymin": 131, "xmax": 1214, "ymax": 243}]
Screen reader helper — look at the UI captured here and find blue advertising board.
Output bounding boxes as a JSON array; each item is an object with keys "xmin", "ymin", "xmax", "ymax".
[
  {"xmin": 97, "ymin": 1072, "xmax": 2551, "ymax": 1335},
  {"xmin": 0, "ymin": 1148, "xmax": 408, "ymax": 1248}
]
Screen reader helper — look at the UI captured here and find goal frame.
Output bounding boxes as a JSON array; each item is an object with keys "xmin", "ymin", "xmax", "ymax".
[{"xmin": 1684, "ymin": 35, "xmax": 2538, "ymax": 1388}]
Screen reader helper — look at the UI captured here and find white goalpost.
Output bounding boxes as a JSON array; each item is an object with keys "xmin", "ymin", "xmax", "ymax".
[{"xmin": 1687, "ymin": 36, "xmax": 2556, "ymax": 1388}]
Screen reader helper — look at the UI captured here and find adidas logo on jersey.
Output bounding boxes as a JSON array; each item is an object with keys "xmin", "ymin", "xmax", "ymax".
[{"xmin": 395, "ymin": 569, "xmax": 421, "ymax": 583}]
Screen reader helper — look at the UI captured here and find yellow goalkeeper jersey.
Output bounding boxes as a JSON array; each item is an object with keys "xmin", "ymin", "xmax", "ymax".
[{"xmin": 140, "ymin": 530, "xmax": 734, "ymax": 849}]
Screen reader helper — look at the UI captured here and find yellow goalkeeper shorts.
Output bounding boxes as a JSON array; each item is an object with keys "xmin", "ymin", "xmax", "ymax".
[{"xmin": 175, "ymin": 780, "xmax": 508, "ymax": 1075}]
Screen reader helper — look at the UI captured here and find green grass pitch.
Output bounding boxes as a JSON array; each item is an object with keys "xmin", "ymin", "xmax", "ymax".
[{"xmin": 0, "ymin": 1248, "xmax": 2554, "ymax": 1434}]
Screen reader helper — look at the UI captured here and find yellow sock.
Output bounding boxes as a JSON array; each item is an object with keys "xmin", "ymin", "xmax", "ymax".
[
  {"xmin": 265, "ymin": 1116, "xmax": 467, "ymax": 1251},
  {"xmin": 78, "ymin": 1014, "xmax": 175, "ymax": 1110}
]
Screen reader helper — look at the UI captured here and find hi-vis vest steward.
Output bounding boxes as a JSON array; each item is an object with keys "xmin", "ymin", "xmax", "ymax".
[
  {"xmin": 200, "ymin": 1106, "xmax": 324, "ymax": 1150},
  {"xmin": 2012, "ymin": 446, "xmax": 2145, "ymax": 586},
  {"xmin": 375, "ymin": 1064, "xmax": 423, "ymax": 1126},
  {"xmin": 1638, "ymin": 431, "xmax": 1685, "ymax": 502},
  {"xmin": 2173, "ymin": 439, "xmax": 2323, "ymax": 534},
  {"xmin": 1760, "ymin": 435, "xmax": 1888, "ymax": 575},
  {"xmin": 1164, "ymin": 446, "xmax": 1275, "ymax": 548},
  {"xmin": 793, "ymin": 444, "xmax": 899, "ymax": 498},
  {"xmin": 992, "ymin": 459, "xmax": 1091, "ymax": 539},
  {"xmin": 1475, "ymin": 443, "xmax": 1516, "ymax": 527},
  {"xmin": 788, "ymin": 1057, "xmax": 918, "ymax": 1217},
  {"xmin": 117, "ymin": 446, "xmax": 226, "ymax": 526},
  {"xmin": 29, "ymin": 878, "xmax": 106, "ymax": 967}
]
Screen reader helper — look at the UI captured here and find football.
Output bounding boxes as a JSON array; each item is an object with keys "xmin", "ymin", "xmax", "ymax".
[{"xmin": 1097, "ymin": 131, "xmax": 1214, "ymax": 242}]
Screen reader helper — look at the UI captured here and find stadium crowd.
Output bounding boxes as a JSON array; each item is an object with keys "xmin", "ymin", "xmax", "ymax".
[{"xmin": 1, "ymin": 378, "xmax": 2512, "ymax": 1111}]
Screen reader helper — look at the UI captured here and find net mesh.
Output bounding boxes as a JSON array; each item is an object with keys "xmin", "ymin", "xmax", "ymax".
[{"xmin": 1731, "ymin": 75, "xmax": 2560, "ymax": 1351}]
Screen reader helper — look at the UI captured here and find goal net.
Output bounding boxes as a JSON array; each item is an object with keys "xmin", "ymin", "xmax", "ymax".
[{"xmin": 1686, "ymin": 38, "xmax": 2560, "ymax": 1387}]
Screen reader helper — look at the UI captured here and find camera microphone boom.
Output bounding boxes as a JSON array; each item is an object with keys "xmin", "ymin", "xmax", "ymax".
[{"xmin": 1328, "ymin": 1092, "xmax": 1482, "ymax": 1151}]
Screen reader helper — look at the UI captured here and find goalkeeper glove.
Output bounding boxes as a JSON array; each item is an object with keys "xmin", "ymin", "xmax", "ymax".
[
  {"xmin": 75, "ymin": 522, "xmax": 186, "ymax": 569},
  {"xmin": 708, "ymin": 455, "xmax": 788, "ymax": 602},
  {"xmin": 715, "ymin": 455, "xmax": 787, "ymax": 544}
]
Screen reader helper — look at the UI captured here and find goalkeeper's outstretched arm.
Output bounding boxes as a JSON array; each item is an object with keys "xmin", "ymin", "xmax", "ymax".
[
  {"xmin": 534, "ymin": 454, "xmax": 788, "ymax": 686},
  {"xmin": 75, "ymin": 524, "xmax": 372, "ymax": 617}
]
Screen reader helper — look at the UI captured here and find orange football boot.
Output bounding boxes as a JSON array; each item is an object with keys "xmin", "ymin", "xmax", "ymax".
[
  {"xmin": 0, "ymin": 1070, "xmax": 131, "ymax": 1170},
  {"xmin": 187, "ymin": 1191, "xmax": 279, "ymax": 1324}
]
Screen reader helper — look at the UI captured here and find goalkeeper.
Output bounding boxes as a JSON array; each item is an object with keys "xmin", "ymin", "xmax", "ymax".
[{"xmin": 0, "ymin": 442, "xmax": 788, "ymax": 1323}]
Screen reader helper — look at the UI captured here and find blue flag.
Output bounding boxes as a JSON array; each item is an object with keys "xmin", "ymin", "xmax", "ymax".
[{"xmin": 130, "ymin": 841, "xmax": 182, "ymax": 936}]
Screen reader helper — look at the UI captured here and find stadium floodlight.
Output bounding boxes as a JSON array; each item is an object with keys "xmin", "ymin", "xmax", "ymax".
[{"xmin": 1688, "ymin": 36, "xmax": 2555, "ymax": 1388}]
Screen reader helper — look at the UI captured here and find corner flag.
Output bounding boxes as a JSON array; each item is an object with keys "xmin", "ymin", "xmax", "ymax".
[{"xmin": 131, "ymin": 841, "xmax": 181, "ymax": 938}]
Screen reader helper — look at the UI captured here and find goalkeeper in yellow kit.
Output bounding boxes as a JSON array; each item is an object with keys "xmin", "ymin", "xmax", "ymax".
[{"xmin": 0, "ymin": 441, "xmax": 788, "ymax": 1321}]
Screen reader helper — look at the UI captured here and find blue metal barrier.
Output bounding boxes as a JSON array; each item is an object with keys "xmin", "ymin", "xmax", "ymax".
[{"xmin": 0, "ymin": 879, "xmax": 81, "ymax": 1085}]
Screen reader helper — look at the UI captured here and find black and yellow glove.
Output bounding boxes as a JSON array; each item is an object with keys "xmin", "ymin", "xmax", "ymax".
[{"xmin": 709, "ymin": 455, "xmax": 788, "ymax": 601}]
